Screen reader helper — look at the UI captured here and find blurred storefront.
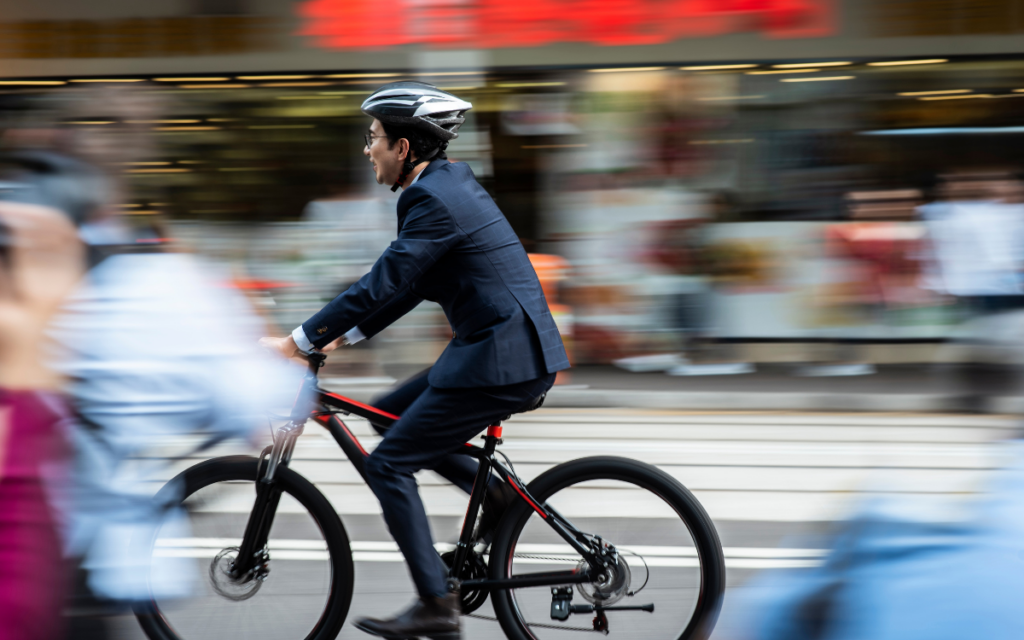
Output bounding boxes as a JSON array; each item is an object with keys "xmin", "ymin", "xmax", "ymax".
[
  {"xmin": 1, "ymin": 1, "xmax": 1024, "ymax": 74},
  {"xmin": 3, "ymin": 0, "xmax": 1024, "ymax": 364}
]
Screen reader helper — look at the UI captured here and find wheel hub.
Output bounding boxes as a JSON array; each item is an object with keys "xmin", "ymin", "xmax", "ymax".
[
  {"xmin": 209, "ymin": 547, "xmax": 268, "ymax": 601},
  {"xmin": 576, "ymin": 546, "xmax": 631, "ymax": 606}
]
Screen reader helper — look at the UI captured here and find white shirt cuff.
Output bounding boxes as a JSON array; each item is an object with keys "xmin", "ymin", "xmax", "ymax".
[
  {"xmin": 292, "ymin": 325, "xmax": 365, "ymax": 352},
  {"xmin": 291, "ymin": 325, "xmax": 314, "ymax": 353}
]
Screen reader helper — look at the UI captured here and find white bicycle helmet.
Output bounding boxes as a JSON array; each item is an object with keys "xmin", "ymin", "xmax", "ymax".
[
  {"xmin": 361, "ymin": 81, "xmax": 472, "ymax": 141},
  {"xmin": 362, "ymin": 81, "xmax": 473, "ymax": 190}
]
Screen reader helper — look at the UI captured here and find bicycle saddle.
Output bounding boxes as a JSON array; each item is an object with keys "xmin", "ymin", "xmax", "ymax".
[{"xmin": 498, "ymin": 392, "xmax": 546, "ymax": 424}]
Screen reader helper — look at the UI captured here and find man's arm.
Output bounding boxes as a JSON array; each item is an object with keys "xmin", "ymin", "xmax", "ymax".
[
  {"xmin": 357, "ymin": 288, "xmax": 424, "ymax": 340},
  {"xmin": 302, "ymin": 189, "xmax": 458, "ymax": 350},
  {"xmin": 287, "ymin": 288, "xmax": 422, "ymax": 355}
]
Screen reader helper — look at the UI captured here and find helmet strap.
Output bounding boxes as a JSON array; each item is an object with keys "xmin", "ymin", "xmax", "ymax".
[
  {"xmin": 391, "ymin": 158, "xmax": 415, "ymax": 192},
  {"xmin": 390, "ymin": 141, "xmax": 450, "ymax": 192}
]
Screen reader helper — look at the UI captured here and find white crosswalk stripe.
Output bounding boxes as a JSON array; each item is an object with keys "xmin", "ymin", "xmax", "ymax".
[
  {"xmin": 139, "ymin": 410, "xmax": 1018, "ymax": 523},
  {"xmin": 152, "ymin": 538, "xmax": 826, "ymax": 569}
]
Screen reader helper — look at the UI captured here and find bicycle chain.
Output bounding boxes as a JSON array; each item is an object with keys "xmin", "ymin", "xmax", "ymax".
[{"xmin": 511, "ymin": 552, "xmax": 581, "ymax": 564}]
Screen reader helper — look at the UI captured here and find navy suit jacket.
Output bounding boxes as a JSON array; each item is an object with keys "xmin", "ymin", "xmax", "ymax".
[{"xmin": 302, "ymin": 159, "xmax": 570, "ymax": 388}]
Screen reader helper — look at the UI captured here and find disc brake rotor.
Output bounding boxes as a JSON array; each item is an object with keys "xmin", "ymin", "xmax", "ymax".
[
  {"xmin": 209, "ymin": 547, "xmax": 266, "ymax": 601},
  {"xmin": 576, "ymin": 553, "xmax": 631, "ymax": 606}
]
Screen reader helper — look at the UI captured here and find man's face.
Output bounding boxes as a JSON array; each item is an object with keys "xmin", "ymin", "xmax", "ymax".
[{"xmin": 363, "ymin": 119, "xmax": 407, "ymax": 186}]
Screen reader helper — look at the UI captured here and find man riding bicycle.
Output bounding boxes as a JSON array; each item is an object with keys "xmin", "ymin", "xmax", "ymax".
[{"xmin": 262, "ymin": 81, "xmax": 570, "ymax": 640}]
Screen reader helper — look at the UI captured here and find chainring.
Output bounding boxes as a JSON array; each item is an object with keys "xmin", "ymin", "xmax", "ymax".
[{"xmin": 440, "ymin": 550, "xmax": 489, "ymax": 613}]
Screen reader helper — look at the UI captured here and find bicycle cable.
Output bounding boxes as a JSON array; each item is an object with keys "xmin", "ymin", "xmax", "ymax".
[
  {"xmin": 495, "ymin": 449, "xmax": 526, "ymax": 488},
  {"xmin": 621, "ymin": 549, "xmax": 650, "ymax": 597}
]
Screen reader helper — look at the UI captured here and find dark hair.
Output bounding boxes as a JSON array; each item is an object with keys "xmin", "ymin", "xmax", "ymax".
[{"xmin": 381, "ymin": 122, "xmax": 447, "ymax": 163}]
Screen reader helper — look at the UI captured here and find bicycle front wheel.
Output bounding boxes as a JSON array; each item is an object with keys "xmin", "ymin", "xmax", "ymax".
[
  {"xmin": 135, "ymin": 456, "xmax": 354, "ymax": 640},
  {"xmin": 489, "ymin": 456, "xmax": 725, "ymax": 640}
]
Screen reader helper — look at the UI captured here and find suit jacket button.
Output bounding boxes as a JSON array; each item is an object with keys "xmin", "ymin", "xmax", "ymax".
[{"xmin": 317, "ymin": 326, "xmax": 328, "ymax": 335}]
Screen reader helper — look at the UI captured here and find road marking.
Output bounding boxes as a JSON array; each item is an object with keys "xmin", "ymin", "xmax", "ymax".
[
  {"xmin": 136, "ymin": 411, "xmax": 1013, "ymax": 523},
  {"xmin": 153, "ymin": 538, "xmax": 825, "ymax": 569}
]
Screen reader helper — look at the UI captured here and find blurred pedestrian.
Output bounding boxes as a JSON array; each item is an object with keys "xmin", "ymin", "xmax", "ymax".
[
  {"xmin": 0, "ymin": 164, "xmax": 87, "ymax": 639},
  {"xmin": 919, "ymin": 172, "xmax": 1024, "ymax": 411},
  {"xmin": 727, "ymin": 440, "xmax": 1024, "ymax": 640},
  {"xmin": 1, "ymin": 86, "xmax": 301, "ymax": 638}
]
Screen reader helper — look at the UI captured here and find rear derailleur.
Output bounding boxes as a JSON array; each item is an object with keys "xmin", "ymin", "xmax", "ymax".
[{"xmin": 550, "ymin": 586, "xmax": 654, "ymax": 634}]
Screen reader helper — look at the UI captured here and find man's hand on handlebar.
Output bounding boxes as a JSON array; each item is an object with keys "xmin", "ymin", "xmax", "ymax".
[
  {"xmin": 258, "ymin": 335, "xmax": 303, "ymax": 359},
  {"xmin": 258, "ymin": 335, "xmax": 346, "ymax": 363}
]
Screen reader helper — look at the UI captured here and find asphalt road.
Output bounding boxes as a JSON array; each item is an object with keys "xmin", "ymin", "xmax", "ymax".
[{"xmin": 108, "ymin": 409, "xmax": 1018, "ymax": 640}]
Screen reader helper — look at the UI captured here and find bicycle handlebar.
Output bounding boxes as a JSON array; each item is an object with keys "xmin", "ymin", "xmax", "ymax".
[{"xmin": 304, "ymin": 351, "xmax": 328, "ymax": 376}]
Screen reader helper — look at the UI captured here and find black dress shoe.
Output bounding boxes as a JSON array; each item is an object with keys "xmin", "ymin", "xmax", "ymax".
[{"xmin": 354, "ymin": 591, "xmax": 461, "ymax": 640}]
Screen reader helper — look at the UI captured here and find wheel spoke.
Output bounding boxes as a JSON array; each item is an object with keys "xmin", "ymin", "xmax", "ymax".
[
  {"xmin": 489, "ymin": 458, "xmax": 725, "ymax": 640},
  {"xmin": 137, "ymin": 458, "xmax": 352, "ymax": 640}
]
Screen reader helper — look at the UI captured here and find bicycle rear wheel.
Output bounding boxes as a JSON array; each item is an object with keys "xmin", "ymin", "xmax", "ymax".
[
  {"xmin": 134, "ymin": 456, "xmax": 354, "ymax": 640},
  {"xmin": 489, "ymin": 456, "xmax": 725, "ymax": 640}
]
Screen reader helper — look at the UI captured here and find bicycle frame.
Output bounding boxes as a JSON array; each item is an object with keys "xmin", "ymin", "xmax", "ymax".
[{"xmin": 233, "ymin": 352, "xmax": 608, "ymax": 591}]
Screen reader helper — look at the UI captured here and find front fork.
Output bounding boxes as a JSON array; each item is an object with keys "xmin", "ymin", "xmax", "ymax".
[
  {"xmin": 231, "ymin": 355, "xmax": 321, "ymax": 580},
  {"xmin": 231, "ymin": 420, "xmax": 305, "ymax": 580}
]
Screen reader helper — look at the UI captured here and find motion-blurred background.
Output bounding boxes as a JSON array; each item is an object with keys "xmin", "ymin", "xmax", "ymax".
[
  {"xmin": 5, "ymin": 2, "xmax": 1024, "ymax": 640},
  {"xmin": 3, "ymin": 0, "xmax": 1024, "ymax": 386}
]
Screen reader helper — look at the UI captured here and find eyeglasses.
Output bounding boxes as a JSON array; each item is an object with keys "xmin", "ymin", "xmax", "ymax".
[{"xmin": 364, "ymin": 131, "xmax": 387, "ymax": 149}]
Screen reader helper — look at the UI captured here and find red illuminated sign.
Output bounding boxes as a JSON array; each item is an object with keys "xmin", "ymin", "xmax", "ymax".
[{"xmin": 299, "ymin": 0, "xmax": 835, "ymax": 50}]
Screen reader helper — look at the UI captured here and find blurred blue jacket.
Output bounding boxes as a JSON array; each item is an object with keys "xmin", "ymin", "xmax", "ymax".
[
  {"xmin": 732, "ymin": 441, "xmax": 1024, "ymax": 640},
  {"xmin": 301, "ymin": 159, "xmax": 569, "ymax": 388},
  {"xmin": 49, "ymin": 247, "xmax": 302, "ymax": 601}
]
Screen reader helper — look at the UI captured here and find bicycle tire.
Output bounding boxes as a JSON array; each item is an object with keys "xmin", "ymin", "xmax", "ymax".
[
  {"xmin": 134, "ymin": 456, "xmax": 354, "ymax": 640},
  {"xmin": 489, "ymin": 456, "xmax": 725, "ymax": 640}
]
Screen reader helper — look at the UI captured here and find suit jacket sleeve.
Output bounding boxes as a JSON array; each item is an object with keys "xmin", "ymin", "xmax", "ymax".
[
  {"xmin": 301, "ymin": 188, "xmax": 458, "ymax": 349},
  {"xmin": 357, "ymin": 288, "xmax": 424, "ymax": 340}
]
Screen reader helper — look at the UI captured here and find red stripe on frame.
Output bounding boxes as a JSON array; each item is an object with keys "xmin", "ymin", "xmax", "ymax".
[
  {"xmin": 314, "ymin": 414, "xmax": 370, "ymax": 457},
  {"xmin": 508, "ymin": 479, "xmax": 547, "ymax": 519},
  {"xmin": 321, "ymin": 391, "xmax": 400, "ymax": 421}
]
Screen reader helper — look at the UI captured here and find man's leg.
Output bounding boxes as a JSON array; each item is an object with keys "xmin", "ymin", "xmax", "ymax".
[
  {"xmin": 356, "ymin": 374, "xmax": 553, "ymax": 637},
  {"xmin": 371, "ymin": 368, "xmax": 485, "ymax": 495},
  {"xmin": 371, "ymin": 368, "xmax": 431, "ymax": 418}
]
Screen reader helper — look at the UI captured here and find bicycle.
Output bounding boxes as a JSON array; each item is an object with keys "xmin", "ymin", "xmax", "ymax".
[{"xmin": 134, "ymin": 352, "xmax": 726, "ymax": 640}]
